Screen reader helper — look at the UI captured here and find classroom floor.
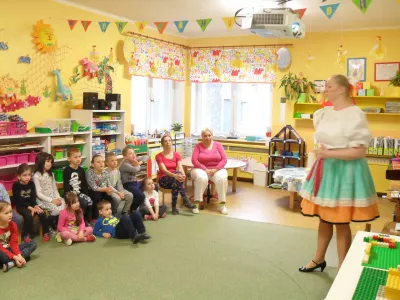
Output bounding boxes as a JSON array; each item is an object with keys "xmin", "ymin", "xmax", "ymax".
[{"xmin": 173, "ymin": 181, "xmax": 394, "ymax": 234}]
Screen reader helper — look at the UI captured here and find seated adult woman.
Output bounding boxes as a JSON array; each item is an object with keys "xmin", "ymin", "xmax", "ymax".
[
  {"xmin": 156, "ymin": 135, "xmax": 197, "ymax": 215},
  {"xmin": 191, "ymin": 128, "xmax": 228, "ymax": 215}
]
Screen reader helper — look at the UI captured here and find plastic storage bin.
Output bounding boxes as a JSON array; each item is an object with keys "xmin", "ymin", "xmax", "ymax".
[
  {"xmin": 5, "ymin": 154, "xmax": 16, "ymax": 165},
  {"xmin": 9, "ymin": 122, "xmax": 28, "ymax": 135},
  {"xmin": 16, "ymin": 153, "xmax": 29, "ymax": 164},
  {"xmin": 52, "ymin": 168, "xmax": 64, "ymax": 183},
  {"xmin": 0, "ymin": 156, "xmax": 6, "ymax": 167},
  {"xmin": 0, "ymin": 174, "xmax": 17, "ymax": 191},
  {"xmin": 0, "ymin": 122, "xmax": 10, "ymax": 136},
  {"xmin": 29, "ymin": 152, "xmax": 39, "ymax": 163}
]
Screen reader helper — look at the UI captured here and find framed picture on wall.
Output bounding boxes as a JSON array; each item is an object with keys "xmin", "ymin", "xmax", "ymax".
[
  {"xmin": 374, "ymin": 62, "xmax": 400, "ymax": 81},
  {"xmin": 347, "ymin": 58, "xmax": 366, "ymax": 82},
  {"xmin": 314, "ymin": 80, "xmax": 326, "ymax": 93}
]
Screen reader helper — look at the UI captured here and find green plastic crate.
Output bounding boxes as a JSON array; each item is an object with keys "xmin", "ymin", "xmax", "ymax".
[
  {"xmin": 52, "ymin": 169, "xmax": 64, "ymax": 182},
  {"xmin": 127, "ymin": 144, "xmax": 148, "ymax": 154}
]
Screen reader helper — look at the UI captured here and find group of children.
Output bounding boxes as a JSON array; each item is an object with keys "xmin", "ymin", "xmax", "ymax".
[{"xmin": 0, "ymin": 146, "xmax": 166, "ymax": 273}]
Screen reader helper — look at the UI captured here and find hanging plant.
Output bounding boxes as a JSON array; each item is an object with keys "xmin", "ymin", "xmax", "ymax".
[{"xmin": 279, "ymin": 72, "xmax": 315, "ymax": 101}]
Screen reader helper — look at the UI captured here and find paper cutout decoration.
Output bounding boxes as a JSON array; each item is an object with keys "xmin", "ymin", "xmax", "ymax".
[
  {"xmin": 80, "ymin": 57, "xmax": 99, "ymax": 78},
  {"xmin": 306, "ymin": 50, "xmax": 314, "ymax": 68},
  {"xmin": 32, "ymin": 20, "xmax": 57, "ymax": 53},
  {"xmin": 174, "ymin": 21, "xmax": 188, "ymax": 33},
  {"xmin": 135, "ymin": 22, "xmax": 147, "ymax": 33},
  {"xmin": 81, "ymin": 21, "xmax": 92, "ymax": 31},
  {"xmin": 352, "ymin": 0, "xmax": 372, "ymax": 14},
  {"xmin": 196, "ymin": 19, "xmax": 212, "ymax": 32},
  {"xmin": 370, "ymin": 36, "xmax": 385, "ymax": 60},
  {"xmin": 98, "ymin": 22, "xmax": 110, "ymax": 33},
  {"xmin": 20, "ymin": 79, "xmax": 27, "ymax": 96},
  {"xmin": 90, "ymin": 45, "xmax": 99, "ymax": 62},
  {"xmin": 70, "ymin": 66, "xmax": 81, "ymax": 84},
  {"xmin": 222, "ymin": 17, "xmax": 235, "ymax": 30},
  {"xmin": 115, "ymin": 21, "xmax": 128, "ymax": 33},
  {"xmin": 154, "ymin": 22, "xmax": 168, "ymax": 34},
  {"xmin": 294, "ymin": 9, "xmax": 307, "ymax": 20},
  {"xmin": 336, "ymin": 45, "xmax": 347, "ymax": 68},
  {"xmin": 18, "ymin": 55, "xmax": 31, "ymax": 64},
  {"xmin": 67, "ymin": 20, "xmax": 78, "ymax": 30},
  {"xmin": 52, "ymin": 69, "xmax": 72, "ymax": 101},
  {"xmin": 0, "ymin": 42, "xmax": 8, "ymax": 50},
  {"xmin": 320, "ymin": 3, "xmax": 340, "ymax": 19},
  {"xmin": 43, "ymin": 86, "xmax": 51, "ymax": 98}
]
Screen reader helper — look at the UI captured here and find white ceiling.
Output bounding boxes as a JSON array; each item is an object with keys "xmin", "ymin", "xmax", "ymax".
[{"xmin": 56, "ymin": 0, "xmax": 400, "ymax": 38}]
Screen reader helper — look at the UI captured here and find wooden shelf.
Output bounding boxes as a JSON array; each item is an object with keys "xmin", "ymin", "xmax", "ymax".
[
  {"xmin": 92, "ymin": 132, "xmax": 121, "ymax": 137},
  {"xmin": 366, "ymin": 154, "xmax": 392, "ymax": 158},
  {"xmin": 293, "ymin": 118, "xmax": 313, "ymax": 120},
  {"xmin": 354, "ymin": 96, "xmax": 400, "ymax": 99},
  {"xmin": 0, "ymin": 162, "xmax": 35, "ymax": 170},
  {"xmin": 0, "ymin": 145, "xmax": 44, "ymax": 153},
  {"xmin": 51, "ymin": 141, "xmax": 87, "ymax": 147},
  {"xmin": 293, "ymin": 103, "xmax": 322, "ymax": 105},
  {"xmin": 92, "ymin": 120, "xmax": 122, "ymax": 123},
  {"xmin": 365, "ymin": 113, "xmax": 400, "ymax": 116},
  {"xmin": 54, "ymin": 156, "xmax": 87, "ymax": 163}
]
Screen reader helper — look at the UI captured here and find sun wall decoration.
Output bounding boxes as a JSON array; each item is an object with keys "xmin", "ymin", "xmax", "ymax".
[{"xmin": 32, "ymin": 20, "xmax": 57, "ymax": 53}]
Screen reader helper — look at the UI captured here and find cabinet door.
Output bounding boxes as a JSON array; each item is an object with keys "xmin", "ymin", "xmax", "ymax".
[{"xmin": 368, "ymin": 163, "xmax": 390, "ymax": 194}]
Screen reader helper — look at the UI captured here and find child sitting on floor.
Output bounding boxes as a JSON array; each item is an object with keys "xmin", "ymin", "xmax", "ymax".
[
  {"xmin": 13, "ymin": 164, "xmax": 53, "ymax": 243},
  {"xmin": 0, "ymin": 201, "xmax": 37, "ymax": 273},
  {"xmin": 105, "ymin": 152, "xmax": 133, "ymax": 218},
  {"xmin": 33, "ymin": 152, "xmax": 65, "ymax": 234},
  {"xmin": 0, "ymin": 183, "xmax": 22, "ymax": 229},
  {"xmin": 93, "ymin": 200, "xmax": 150, "ymax": 244},
  {"xmin": 139, "ymin": 177, "xmax": 167, "ymax": 221},
  {"xmin": 57, "ymin": 192, "xmax": 96, "ymax": 246}
]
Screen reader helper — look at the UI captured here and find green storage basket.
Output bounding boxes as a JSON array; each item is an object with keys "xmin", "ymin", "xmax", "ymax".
[
  {"xmin": 127, "ymin": 144, "xmax": 148, "ymax": 153},
  {"xmin": 82, "ymin": 165, "xmax": 88, "ymax": 173},
  {"xmin": 52, "ymin": 169, "xmax": 64, "ymax": 183},
  {"xmin": 35, "ymin": 126, "xmax": 52, "ymax": 134}
]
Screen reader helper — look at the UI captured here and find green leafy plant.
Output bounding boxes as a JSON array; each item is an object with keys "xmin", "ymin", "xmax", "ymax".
[
  {"xmin": 279, "ymin": 72, "xmax": 315, "ymax": 101},
  {"xmin": 171, "ymin": 123, "xmax": 183, "ymax": 131},
  {"xmin": 389, "ymin": 71, "xmax": 400, "ymax": 87}
]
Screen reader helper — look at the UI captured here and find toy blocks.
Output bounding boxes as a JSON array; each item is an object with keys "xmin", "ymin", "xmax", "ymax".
[{"xmin": 386, "ymin": 268, "xmax": 400, "ymax": 300}]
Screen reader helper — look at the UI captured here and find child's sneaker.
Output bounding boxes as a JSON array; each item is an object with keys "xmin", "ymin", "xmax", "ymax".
[
  {"xmin": 2, "ymin": 261, "xmax": 15, "ymax": 273},
  {"xmin": 55, "ymin": 232, "xmax": 62, "ymax": 243},
  {"xmin": 23, "ymin": 235, "xmax": 32, "ymax": 243},
  {"xmin": 49, "ymin": 228, "xmax": 58, "ymax": 236},
  {"xmin": 86, "ymin": 235, "xmax": 96, "ymax": 242},
  {"xmin": 64, "ymin": 238, "xmax": 72, "ymax": 246},
  {"xmin": 42, "ymin": 234, "xmax": 50, "ymax": 242},
  {"xmin": 144, "ymin": 215, "xmax": 153, "ymax": 221},
  {"xmin": 132, "ymin": 233, "xmax": 145, "ymax": 244}
]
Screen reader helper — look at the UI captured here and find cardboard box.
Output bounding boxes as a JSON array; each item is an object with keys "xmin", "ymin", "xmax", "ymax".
[
  {"xmin": 358, "ymin": 89, "xmax": 366, "ymax": 96},
  {"xmin": 356, "ymin": 82, "xmax": 363, "ymax": 90},
  {"xmin": 363, "ymin": 82, "xmax": 371, "ymax": 89},
  {"xmin": 366, "ymin": 89, "xmax": 375, "ymax": 96}
]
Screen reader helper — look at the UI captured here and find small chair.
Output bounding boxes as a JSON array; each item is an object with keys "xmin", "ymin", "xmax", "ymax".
[{"xmin": 156, "ymin": 172, "xmax": 182, "ymax": 207}]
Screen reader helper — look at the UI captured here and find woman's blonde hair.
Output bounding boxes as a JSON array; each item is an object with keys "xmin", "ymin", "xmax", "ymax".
[
  {"xmin": 201, "ymin": 128, "xmax": 213, "ymax": 137},
  {"xmin": 330, "ymin": 74, "xmax": 352, "ymax": 96}
]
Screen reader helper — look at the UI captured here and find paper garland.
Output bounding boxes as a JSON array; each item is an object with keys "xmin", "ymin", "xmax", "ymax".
[
  {"xmin": 174, "ymin": 21, "xmax": 188, "ymax": 33},
  {"xmin": 154, "ymin": 22, "xmax": 168, "ymax": 34},
  {"xmin": 196, "ymin": 19, "xmax": 212, "ymax": 32},
  {"xmin": 115, "ymin": 21, "xmax": 128, "ymax": 33},
  {"xmin": 67, "ymin": 20, "xmax": 78, "ymax": 30},
  {"xmin": 135, "ymin": 22, "xmax": 147, "ymax": 33},
  {"xmin": 320, "ymin": 3, "xmax": 340, "ymax": 19},
  {"xmin": 99, "ymin": 22, "xmax": 110, "ymax": 33},
  {"xmin": 81, "ymin": 21, "xmax": 92, "ymax": 31},
  {"xmin": 294, "ymin": 8, "xmax": 307, "ymax": 20},
  {"xmin": 352, "ymin": 0, "xmax": 372, "ymax": 14},
  {"xmin": 222, "ymin": 17, "xmax": 235, "ymax": 30}
]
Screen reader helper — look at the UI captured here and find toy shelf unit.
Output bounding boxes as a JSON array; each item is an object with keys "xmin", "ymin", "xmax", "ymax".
[
  {"xmin": 267, "ymin": 125, "xmax": 305, "ymax": 187},
  {"xmin": 70, "ymin": 109, "xmax": 126, "ymax": 161}
]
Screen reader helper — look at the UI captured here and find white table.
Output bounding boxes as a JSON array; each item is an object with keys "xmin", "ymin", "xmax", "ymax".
[
  {"xmin": 325, "ymin": 231, "xmax": 400, "ymax": 300},
  {"xmin": 181, "ymin": 157, "xmax": 247, "ymax": 192}
]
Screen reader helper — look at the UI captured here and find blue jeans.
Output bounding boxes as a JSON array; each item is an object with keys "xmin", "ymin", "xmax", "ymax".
[
  {"xmin": 0, "ymin": 241, "xmax": 37, "ymax": 265},
  {"xmin": 123, "ymin": 181, "xmax": 158, "ymax": 211},
  {"xmin": 12, "ymin": 209, "xmax": 22, "ymax": 229}
]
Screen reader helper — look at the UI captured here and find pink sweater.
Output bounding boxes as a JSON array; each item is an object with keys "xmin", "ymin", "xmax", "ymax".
[
  {"xmin": 156, "ymin": 152, "xmax": 181, "ymax": 179},
  {"xmin": 57, "ymin": 209, "xmax": 85, "ymax": 232},
  {"xmin": 192, "ymin": 141, "xmax": 227, "ymax": 170}
]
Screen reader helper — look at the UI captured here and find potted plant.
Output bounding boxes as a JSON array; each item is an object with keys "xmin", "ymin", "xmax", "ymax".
[
  {"xmin": 279, "ymin": 72, "xmax": 315, "ymax": 103},
  {"xmin": 171, "ymin": 123, "xmax": 183, "ymax": 132},
  {"xmin": 389, "ymin": 70, "xmax": 400, "ymax": 97}
]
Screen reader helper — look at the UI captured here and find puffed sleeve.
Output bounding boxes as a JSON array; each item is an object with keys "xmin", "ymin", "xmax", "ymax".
[
  {"xmin": 313, "ymin": 108, "xmax": 325, "ymax": 130},
  {"xmin": 346, "ymin": 109, "xmax": 371, "ymax": 148}
]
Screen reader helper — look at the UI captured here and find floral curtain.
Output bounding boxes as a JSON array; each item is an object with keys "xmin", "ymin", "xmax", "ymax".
[
  {"xmin": 189, "ymin": 48, "xmax": 277, "ymax": 83},
  {"xmin": 124, "ymin": 37, "xmax": 186, "ymax": 81}
]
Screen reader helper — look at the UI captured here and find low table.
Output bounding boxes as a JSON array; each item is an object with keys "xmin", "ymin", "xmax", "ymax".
[{"xmin": 273, "ymin": 167, "xmax": 309, "ymax": 210}]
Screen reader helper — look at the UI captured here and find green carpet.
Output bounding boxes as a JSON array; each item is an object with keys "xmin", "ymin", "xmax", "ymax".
[{"xmin": 1, "ymin": 214, "xmax": 337, "ymax": 300}]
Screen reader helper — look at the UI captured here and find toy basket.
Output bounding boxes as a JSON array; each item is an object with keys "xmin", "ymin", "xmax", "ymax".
[
  {"xmin": 9, "ymin": 122, "xmax": 28, "ymax": 135},
  {"xmin": 0, "ymin": 156, "xmax": 6, "ymax": 167},
  {"xmin": 52, "ymin": 168, "xmax": 64, "ymax": 183},
  {"xmin": 0, "ymin": 174, "xmax": 17, "ymax": 191},
  {"xmin": 0, "ymin": 122, "xmax": 10, "ymax": 136},
  {"xmin": 29, "ymin": 152, "xmax": 39, "ymax": 163},
  {"xmin": 5, "ymin": 154, "xmax": 17, "ymax": 165},
  {"xmin": 16, "ymin": 153, "xmax": 29, "ymax": 164}
]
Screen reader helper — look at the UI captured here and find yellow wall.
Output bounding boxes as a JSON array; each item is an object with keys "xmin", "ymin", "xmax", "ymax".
[
  {"xmin": 188, "ymin": 30, "xmax": 400, "ymax": 148},
  {"xmin": 0, "ymin": 0, "xmax": 188, "ymax": 134}
]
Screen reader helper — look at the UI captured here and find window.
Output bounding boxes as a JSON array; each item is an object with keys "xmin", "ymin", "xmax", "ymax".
[
  {"xmin": 191, "ymin": 83, "xmax": 273, "ymax": 136},
  {"xmin": 131, "ymin": 77, "xmax": 183, "ymax": 134}
]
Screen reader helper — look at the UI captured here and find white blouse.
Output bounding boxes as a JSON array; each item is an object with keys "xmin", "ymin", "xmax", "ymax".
[
  {"xmin": 33, "ymin": 172, "xmax": 61, "ymax": 202},
  {"xmin": 313, "ymin": 106, "xmax": 371, "ymax": 149}
]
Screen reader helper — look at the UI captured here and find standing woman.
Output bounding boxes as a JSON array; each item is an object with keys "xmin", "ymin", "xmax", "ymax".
[
  {"xmin": 191, "ymin": 128, "xmax": 228, "ymax": 215},
  {"xmin": 156, "ymin": 135, "xmax": 197, "ymax": 215},
  {"xmin": 299, "ymin": 75, "xmax": 379, "ymax": 272}
]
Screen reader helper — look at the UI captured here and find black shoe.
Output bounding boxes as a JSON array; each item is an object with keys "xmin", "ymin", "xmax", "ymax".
[
  {"xmin": 142, "ymin": 233, "xmax": 151, "ymax": 240},
  {"xmin": 132, "ymin": 233, "xmax": 145, "ymax": 244},
  {"xmin": 183, "ymin": 198, "xmax": 196, "ymax": 209},
  {"xmin": 172, "ymin": 207, "xmax": 180, "ymax": 215},
  {"xmin": 299, "ymin": 260, "xmax": 327, "ymax": 273}
]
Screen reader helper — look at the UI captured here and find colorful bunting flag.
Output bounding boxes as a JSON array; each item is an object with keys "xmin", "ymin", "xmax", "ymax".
[
  {"xmin": 320, "ymin": 3, "xmax": 340, "ymax": 19},
  {"xmin": 174, "ymin": 21, "xmax": 188, "ymax": 33},
  {"xmin": 115, "ymin": 21, "xmax": 128, "ymax": 33},
  {"xmin": 67, "ymin": 20, "xmax": 78, "ymax": 30},
  {"xmin": 352, "ymin": 0, "xmax": 372, "ymax": 14},
  {"xmin": 154, "ymin": 22, "xmax": 168, "ymax": 34},
  {"xmin": 222, "ymin": 17, "xmax": 235, "ymax": 30},
  {"xmin": 294, "ymin": 8, "xmax": 307, "ymax": 20},
  {"xmin": 196, "ymin": 19, "xmax": 212, "ymax": 32},
  {"xmin": 81, "ymin": 21, "xmax": 92, "ymax": 31},
  {"xmin": 135, "ymin": 22, "xmax": 147, "ymax": 33},
  {"xmin": 98, "ymin": 22, "xmax": 110, "ymax": 33}
]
